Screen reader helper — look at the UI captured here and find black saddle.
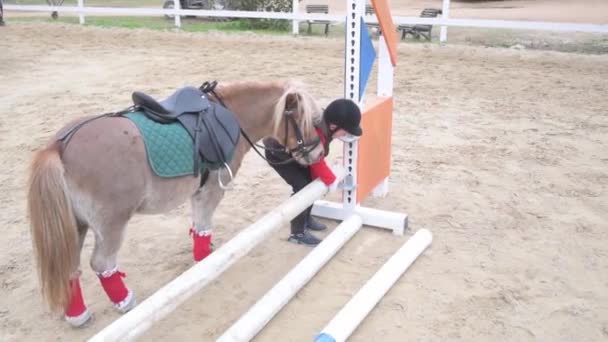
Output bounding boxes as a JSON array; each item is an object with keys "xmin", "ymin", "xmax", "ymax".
[
  {"xmin": 132, "ymin": 86, "xmax": 210, "ymax": 123},
  {"xmin": 132, "ymin": 86, "xmax": 241, "ymax": 176}
]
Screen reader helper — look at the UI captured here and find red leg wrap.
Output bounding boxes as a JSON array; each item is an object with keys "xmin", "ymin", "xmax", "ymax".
[
  {"xmin": 98, "ymin": 269, "xmax": 129, "ymax": 304},
  {"xmin": 65, "ymin": 277, "xmax": 87, "ymax": 317},
  {"xmin": 190, "ymin": 228, "xmax": 212, "ymax": 262}
]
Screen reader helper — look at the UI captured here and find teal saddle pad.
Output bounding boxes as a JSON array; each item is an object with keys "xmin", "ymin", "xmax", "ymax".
[{"xmin": 125, "ymin": 111, "xmax": 202, "ymax": 178}]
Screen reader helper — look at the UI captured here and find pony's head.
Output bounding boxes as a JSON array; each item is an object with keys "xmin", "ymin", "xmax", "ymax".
[{"xmin": 272, "ymin": 82, "xmax": 324, "ymax": 165}]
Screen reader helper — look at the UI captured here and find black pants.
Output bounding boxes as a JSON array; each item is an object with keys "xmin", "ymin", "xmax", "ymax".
[{"xmin": 264, "ymin": 138, "xmax": 312, "ymax": 234}]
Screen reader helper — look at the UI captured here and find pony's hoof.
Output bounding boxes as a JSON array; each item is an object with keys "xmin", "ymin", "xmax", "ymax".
[
  {"xmin": 65, "ymin": 308, "xmax": 92, "ymax": 328},
  {"xmin": 114, "ymin": 290, "xmax": 137, "ymax": 313}
]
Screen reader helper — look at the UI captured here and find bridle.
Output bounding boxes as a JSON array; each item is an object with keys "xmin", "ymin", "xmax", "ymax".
[
  {"xmin": 282, "ymin": 109, "xmax": 321, "ymax": 164},
  {"xmin": 199, "ymin": 81, "xmax": 321, "ymax": 166}
]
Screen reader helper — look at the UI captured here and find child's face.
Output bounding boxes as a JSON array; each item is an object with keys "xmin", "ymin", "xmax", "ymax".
[{"xmin": 329, "ymin": 124, "xmax": 348, "ymax": 138}]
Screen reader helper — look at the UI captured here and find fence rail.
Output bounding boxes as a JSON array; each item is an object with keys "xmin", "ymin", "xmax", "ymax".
[{"xmin": 5, "ymin": 4, "xmax": 608, "ymax": 36}]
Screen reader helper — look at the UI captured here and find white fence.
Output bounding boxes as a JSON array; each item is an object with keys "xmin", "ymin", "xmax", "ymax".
[{"xmin": 5, "ymin": 1, "xmax": 608, "ymax": 40}]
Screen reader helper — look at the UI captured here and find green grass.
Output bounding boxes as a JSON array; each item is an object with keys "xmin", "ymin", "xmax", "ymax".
[
  {"xmin": 6, "ymin": 0, "xmax": 346, "ymax": 37},
  {"xmin": 13, "ymin": 2, "xmax": 604, "ymax": 54},
  {"xmin": 9, "ymin": 15, "xmax": 318, "ymax": 35}
]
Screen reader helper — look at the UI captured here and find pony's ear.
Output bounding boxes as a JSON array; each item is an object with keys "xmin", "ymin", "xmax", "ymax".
[{"xmin": 284, "ymin": 92, "xmax": 301, "ymax": 112}]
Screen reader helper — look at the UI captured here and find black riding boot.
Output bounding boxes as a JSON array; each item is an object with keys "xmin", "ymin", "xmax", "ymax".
[
  {"xmin": 305, "ymin": 207, "xmax": 327, "ymax": 231},
  {"xmin": 288, "ymin": 211, "xmax": 322, "ymax": 246}
]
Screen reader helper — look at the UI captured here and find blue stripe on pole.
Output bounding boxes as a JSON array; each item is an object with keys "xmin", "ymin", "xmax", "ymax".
[
  {"xmin": 313, "ymin": 333, "xmax": 337, "ymax": 342},
  {"xmin": 359, "ymin": 17, "xmax": 376, "ymax": 99}
]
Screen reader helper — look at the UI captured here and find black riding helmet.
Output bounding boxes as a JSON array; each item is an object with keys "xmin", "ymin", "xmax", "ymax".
[{"xmin": 323, "ymin": 99, "xmax": 363, "ymax": 136}]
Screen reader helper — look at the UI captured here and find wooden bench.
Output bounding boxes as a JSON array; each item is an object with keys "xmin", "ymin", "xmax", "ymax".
[
  {"xmin": 398, "ymin": 8, "xmax": 442, "ymax": 41},
  {"xmin": 306, "ymin": 5, "xmax": 330, "ymax": 36}
]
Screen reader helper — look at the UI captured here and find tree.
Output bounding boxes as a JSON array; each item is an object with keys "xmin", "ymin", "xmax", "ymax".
[{"xmin": 221, "ymin": 0, "xmax": 293, "ymax": 29}]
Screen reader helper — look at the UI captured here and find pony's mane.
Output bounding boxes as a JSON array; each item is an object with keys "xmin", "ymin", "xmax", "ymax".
[
  {"xmin": 214, "ymin": 80, "xmax": 321, "ymax": 140},
  {"xmin": 217, "ymin": 80, "xmax": 282, "ymax": 98},
  {"xmin": 272, "ymin": 80, "xmax": 321, "ymax": 140}
]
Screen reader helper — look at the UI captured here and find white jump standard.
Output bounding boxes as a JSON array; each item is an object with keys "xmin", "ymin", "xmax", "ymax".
[{"xmin": 312, "ymin": 0, "xmax": 407, "ymax": 236}]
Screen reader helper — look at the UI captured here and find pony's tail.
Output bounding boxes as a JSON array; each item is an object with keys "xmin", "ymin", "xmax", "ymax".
[{"xmin": 27, "ymin": 142, "xmax": 79, "ymax": 312}]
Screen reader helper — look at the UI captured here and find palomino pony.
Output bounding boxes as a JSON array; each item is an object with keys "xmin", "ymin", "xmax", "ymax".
[{"xmin": 27, "ymin": 80, "xmax": 325, "ymax": 327}]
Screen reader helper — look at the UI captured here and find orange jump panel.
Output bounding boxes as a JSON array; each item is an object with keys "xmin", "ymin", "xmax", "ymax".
[
  {"xmin": 356, "ymin": 95, "xmax": 393, "ymax": 203},
  {"xmin": 370, "ymin": 0, "xmax": 398, "ymax": 66}
]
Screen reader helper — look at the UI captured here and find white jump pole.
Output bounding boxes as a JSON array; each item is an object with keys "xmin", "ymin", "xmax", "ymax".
[
  {"xmin": 314, "ymin": 229, "xmax": 433, "ymax": 342},
  {"xmin": 217, "ymin": 215, "xmax": 363, "ymax": 342},
  {"xmin": 88, "ymin": 166, "xmax": 346, "ymax": 342}
]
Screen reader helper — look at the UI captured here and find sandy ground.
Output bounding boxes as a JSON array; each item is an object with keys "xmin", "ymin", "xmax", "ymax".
[{"xmin": 1, "ymin": 3, "xmax": 608, "ymax": 342}]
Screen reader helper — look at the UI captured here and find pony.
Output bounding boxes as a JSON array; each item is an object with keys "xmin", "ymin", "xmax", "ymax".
[{"xmin": 27, "ymin": 80, "xmax": 325, "ymax": 327}]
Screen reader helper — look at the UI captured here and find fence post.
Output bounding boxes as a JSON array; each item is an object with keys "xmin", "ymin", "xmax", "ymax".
[
  {"xmin": 292, "ymin": 0, "xmax": 299, "ymax": 35},
  {"xmin": 77, "ymin": 0, "xmax": 84, "ymax": 24},
  {"xmin": 174, "ymin": 0, "xmax": 181, "ymax": 28},
  {"xmin": 440, "ymin": 0, "xmax": 450, "ymax": 43}
]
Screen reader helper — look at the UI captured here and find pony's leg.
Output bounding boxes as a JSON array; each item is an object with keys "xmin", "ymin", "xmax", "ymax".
[
  {"xmin": 64, "ymin": 221, "xmax": 92, "ymax": 327},
  {"xmin": 190, "ymin": 170, "xmax": 225, "ymax": 262},
  {"xmin": 190, "ymin": 142, "xmax": 247, "ymax": 262},
  {"xmin": 89, "ymin": 219, "xmax": 136, "ymax": 313}
]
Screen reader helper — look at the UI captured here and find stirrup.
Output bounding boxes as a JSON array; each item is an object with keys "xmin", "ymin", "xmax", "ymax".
[{"xmin": 218, "ymin": 162, "xmax": 234, "ymax": 190}]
